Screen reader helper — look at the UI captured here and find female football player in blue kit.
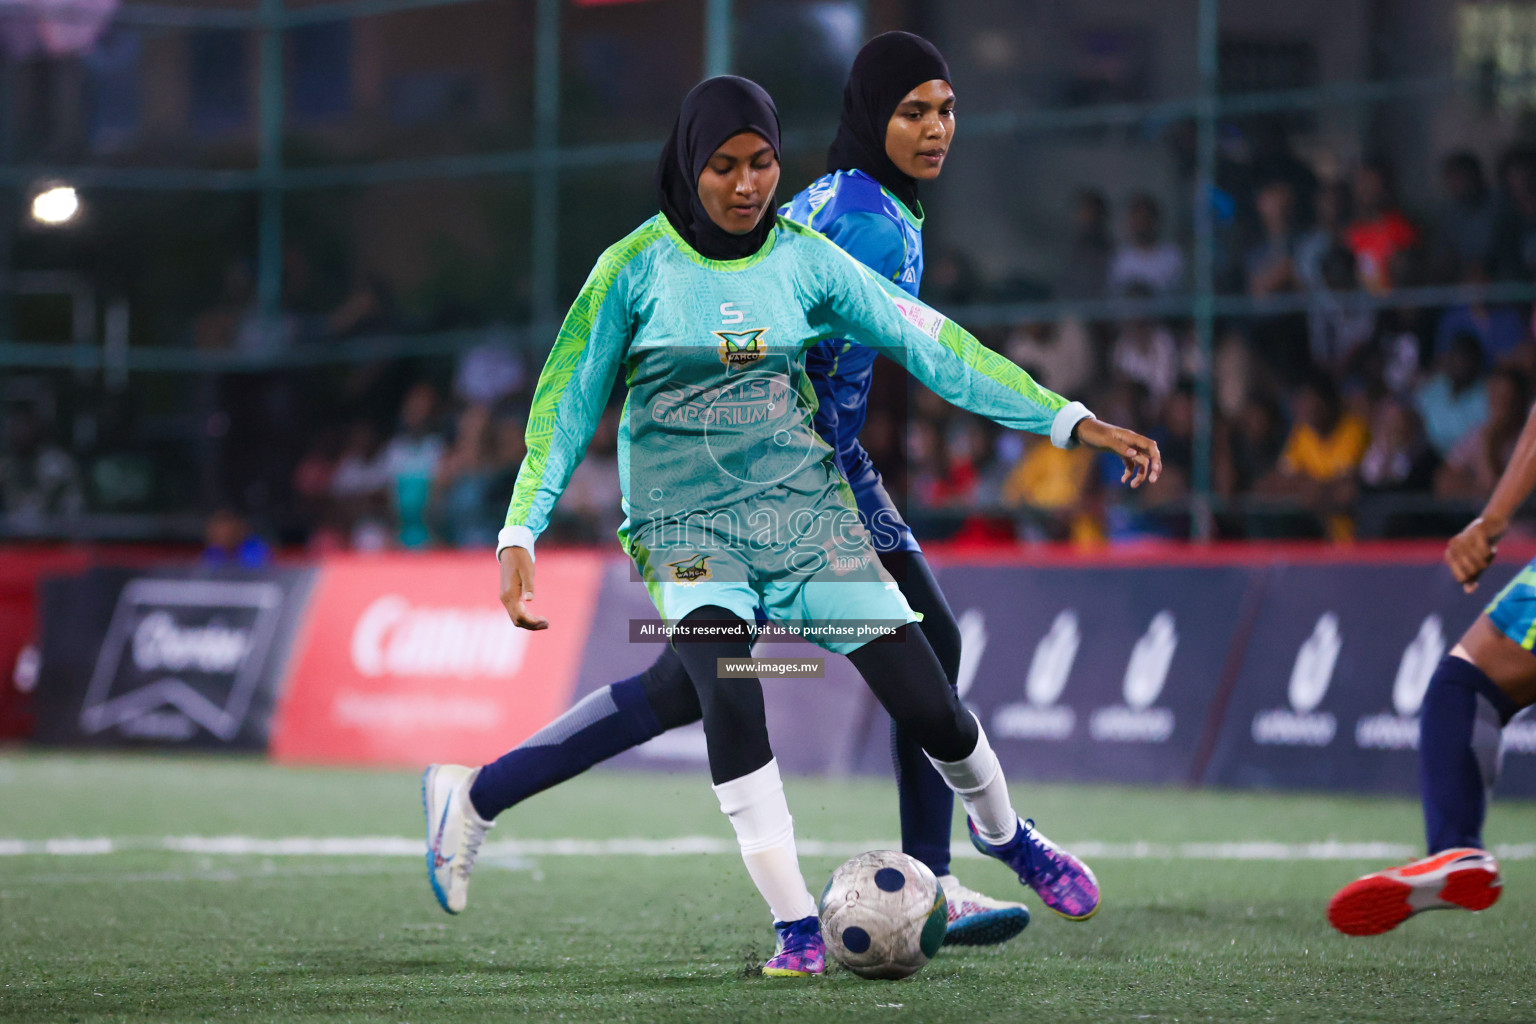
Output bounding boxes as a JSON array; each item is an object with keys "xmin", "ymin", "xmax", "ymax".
[
  {"xmin": 423, "ymin": 45, "xmax": 1157, "ymax": 972},
  {"xmin": 1328, "ymin": 391, "xmax": 1536, "ymax": 935}
]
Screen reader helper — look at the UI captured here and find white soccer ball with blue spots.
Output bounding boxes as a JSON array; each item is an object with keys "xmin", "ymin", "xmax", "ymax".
[{"xmin": 818, "ymin": 850, "xmax": 947, "ymax": 980}]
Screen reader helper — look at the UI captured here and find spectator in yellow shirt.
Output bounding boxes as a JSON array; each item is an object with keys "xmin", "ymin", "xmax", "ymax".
[
  {"xmin": 1257, "ymin": 376, "xmax": 1370, "ymax": 540},
  {"xmin": 1002, "ymin": 435, "xmax": 1102, "ymax": 544}
]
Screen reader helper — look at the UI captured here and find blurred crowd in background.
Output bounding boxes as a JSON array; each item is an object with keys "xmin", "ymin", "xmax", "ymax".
[
  {"xmin": 899, "ymin": 139, "xmax": 1536, "ymax": 545},
  {"xmin": 5, "ymin": 0, "xmax": 1536, "ymax": 551},
  {"xmin": 11, "ymin": 129, "xmax": 1536, "ymax": 550}
]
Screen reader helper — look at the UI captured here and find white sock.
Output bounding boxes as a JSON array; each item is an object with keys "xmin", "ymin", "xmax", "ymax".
[
  {"xmin": 712, "ymin": 759, "xmax": 817, "ymax": 924},
  {"xmin": 925, "ymin": 716, "xmax": 1019, "ymax": 846}
]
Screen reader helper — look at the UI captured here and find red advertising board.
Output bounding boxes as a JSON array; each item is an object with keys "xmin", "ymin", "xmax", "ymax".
[
  {"xmin": 271, "ymin": 551, "xmax": 603, "ymax": 767},
  {"xmin": 1, "ymin": 545, "xmax": 194, "ymax": 740}
]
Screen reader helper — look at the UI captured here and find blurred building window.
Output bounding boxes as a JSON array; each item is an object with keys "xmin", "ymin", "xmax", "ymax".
[
  {"xmin": 1064, "ymin": 29, "xmax": 1151, "ymax": 106},
  {"xmin": 737, "ymin": 1, "xmax": 860, "ymax": 124},
  {"xmin": 386, "ymin": 70, "xmax": 480, "ymax": 126},
  {"xmin": 86, "ymin": 28, "xmax": 140, "ymax": 153},
  {"xmin": 290, "ymin": 22, "xmax": 351, "ymax": 123},
  {"xmin": 1219, "ymin": 38, "xmax": 1316, "ymax": 130},
  {"xmin": 189, "ymin": 29, "xmax": 249, "ymax": 137},
  {"xmin": 1458, "ymin": 2, "xmax": 1536, "ymax": 111}
]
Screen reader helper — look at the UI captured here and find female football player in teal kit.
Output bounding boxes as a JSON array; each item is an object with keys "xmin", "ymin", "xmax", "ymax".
[
  {"xmin": 424, "ymin": 62, "xmax": 1157, "ymax": 974},
  {"xmin": 1328, "ymin": 390, "xmax": 1536, "ymax": 935}
]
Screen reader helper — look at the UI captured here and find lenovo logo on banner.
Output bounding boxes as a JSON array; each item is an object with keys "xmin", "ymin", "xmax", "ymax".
[
  {"xmin": 1354, "ymin": 615, "xmax": 1444, "ymax": 751},
  {"xmin": 992, "ymin": 609, "xmax": 1079, "ymax": 741},
  {"xmin": 1252, "ymin": 612, "xmax": 1341, "ymax": 747},
  {"xmin": 350, "ymin": 595, "xmax": 527, "ymax": 679},
  {"xmin": 1089, "ymin": 611, "xmax": 1178, "ymax": 744}
]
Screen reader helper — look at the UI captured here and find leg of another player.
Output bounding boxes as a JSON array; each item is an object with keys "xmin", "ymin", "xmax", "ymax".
[
  {"xmin": 670, "ymin": 606, "xmax": 824, "ymax": 978},
  {"xmin": 881, "ymin": 550, "xmax": 1031, "ymax": 944},
  {"xmin": 1328, "ymin": 616, "xmax": 1532, "ymax": 936},
  {"xmin": 846, "ymin": 623, "xmax": 1100, "ymax": 921},
  {"xmin": 1425, "ymin": 619, "xmax": 1532, "ymax": 851},
  {"xmin": 422, "ymin": 647, "xmax": 702, "ymax": 914}
]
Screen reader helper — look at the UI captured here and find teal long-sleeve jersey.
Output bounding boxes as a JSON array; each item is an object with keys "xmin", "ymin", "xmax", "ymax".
[{"xmin": 498, "ymin": 213, "xmax": 1091, "ymax": 557}]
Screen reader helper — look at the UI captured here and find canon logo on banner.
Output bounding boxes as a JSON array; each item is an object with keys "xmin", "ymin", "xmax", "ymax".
[
  {"xmin": 350, "ymin": 595, "xmax": 528, "ymax": 678},
  {"xmin": 132, "ymin": 611, "xmax": 252, "ymax": 675}
]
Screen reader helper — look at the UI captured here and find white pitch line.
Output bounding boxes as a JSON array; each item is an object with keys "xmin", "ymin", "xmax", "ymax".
[{"xmin": 0, "ymin": 836, "xmax": 1533, "ymax": 862}]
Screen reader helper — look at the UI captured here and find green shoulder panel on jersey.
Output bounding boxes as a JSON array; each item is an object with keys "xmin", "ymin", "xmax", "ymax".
[
  {"xmin": 504, "ymin": 216, "xmax": 664, "ymax": 529},
  {"xmin": 930, "ymin": 316, "xmax": 1067, "ymax": 414},
  {"xmin": 780, "ymin": 216, "xmax": 1066, "ymax": 415}
]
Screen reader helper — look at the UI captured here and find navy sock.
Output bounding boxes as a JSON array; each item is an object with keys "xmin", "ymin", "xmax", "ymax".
[
  {"xmin": 893, "ymin": 722, "xmax": 956, "ymax": 877},
  {"xmin": 881, "ymin": 551, "xmax": 962, "ymax": 880},
  {"xmin": 469, "ymin": 675, "xmax": 664, "ymax": 820},
  {"xmin": 1419, "ymin": 656, "xmax": 1517, "ymax": 854}
]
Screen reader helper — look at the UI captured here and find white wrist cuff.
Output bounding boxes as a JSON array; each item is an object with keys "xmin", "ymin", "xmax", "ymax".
[
  {"xmin": 1051, "ymin": 402, "xmax": 1094, "ymax": 449},
  {"xmin": 496, "ymin": 525, "xmax": 536, "ymax": 563}
]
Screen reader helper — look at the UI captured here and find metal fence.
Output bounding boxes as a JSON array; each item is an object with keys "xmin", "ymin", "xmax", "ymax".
[{"xmin": 2, "ymin": 0, "xmax": 1533, "ymax": 542}]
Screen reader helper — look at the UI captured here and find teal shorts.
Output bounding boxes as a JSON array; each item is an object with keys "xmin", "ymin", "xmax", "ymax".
[
  {"xmin": 1486, "ymin": 560, "xmax": 1536, "ymax": 650},
  {"xmin": 620, "ymin": 473, "xmax": 919, "ymax": 654}
]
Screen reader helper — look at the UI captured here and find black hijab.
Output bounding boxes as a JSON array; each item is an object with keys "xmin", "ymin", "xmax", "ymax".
[
  {"xmin": 826, "ymin": 31, "xmax": 951, "ymax": 213},
  {"xmin": 656, "ymin": 76, "xmax": 781, "ymax": 261}
]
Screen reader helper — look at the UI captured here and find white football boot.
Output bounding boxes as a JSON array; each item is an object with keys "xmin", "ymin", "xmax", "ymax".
[
  {"xmin": 937, "ymin": 873, "xmax": 1031, "ymax": 946},
  {"xmin": 422, "ymin": 764, "xmax": 493, "ymax": 914}
]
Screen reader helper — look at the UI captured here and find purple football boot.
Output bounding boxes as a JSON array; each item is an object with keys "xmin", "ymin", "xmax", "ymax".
[
  {"xmin": 762, "ymin": 915, "xmax": 825, "ymax": 977},
  {"xmin": 969, "ymin": 817, "xmax": 1100, "ymax": 921}
]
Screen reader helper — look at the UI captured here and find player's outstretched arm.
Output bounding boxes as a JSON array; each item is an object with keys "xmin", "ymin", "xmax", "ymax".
[
  {"xmin": 810, "ymin": 236, "xmax": 1160, "ymax": 479},
  {"xmin": 1447, "ymin": 399, "xmax": 1536, "ymax": 592},
  {"xmin": 1074, "ymin": 417, "xmax": 1162, "ymax": 489},
  {"xmin": 497, "ymin": 242, "xmax": 638, "ymax": 628}
]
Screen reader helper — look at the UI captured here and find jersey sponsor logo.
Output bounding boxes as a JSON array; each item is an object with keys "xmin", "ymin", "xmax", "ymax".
[
  {"xmin": 1090, "ymin": 611, "xmax": 1177, "ymax": 744},
  {"xmin": 719, "ymin": 302, "xmax": 746, "ymax": 325},
  {"xmin": 650, "ymin": 373, "xmax": 795, "ymax": 428},
  {"xmin": 1354, "ymin": 614, "xmax": 1444, "ymax": 751},
  {"xmin": 892, "ymin": 297, "xmax": 944, "ymax": 341},
  {"xmin": 802, "ymin": 176, "xmax": 837, "ymax": 211},
  {"xmin": 900, "ymin": 266, "xmax": 917, "ymax": 284},
  {"xmin": 668, "ymin": 553, "xmax": 713, "ymax": 583},
  {"xmin": 350, "ymin": 595, "xmax": 528, "ymax": 679},
  {"xmin": 992, "ymin": 609, "xmax": 1078, "ymax": 741},
  {"xmin": 715, "ymin": 328, "xmax": 768, "ymax": 368},
  {"xmin": 1252, "ymin": 612, "xmax": 1340, "ymax": 746}
]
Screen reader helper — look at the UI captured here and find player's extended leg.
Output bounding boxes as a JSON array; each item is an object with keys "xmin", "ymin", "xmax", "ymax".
[
  {"xmin": 881, "ymin": 549, "xmax": 1031, "ymax": 945},
  {"xmin": 846, "ymin": 622, "xmax": 1100, "ymax": 921},
  {"xmin": 423, "ymin": 647, "xmax": 702, "ymax": 914},
  {"xmin": 670, "ymin": 605, "xmax": 825, "ymax": 978},
  {"xmin": 1329, "ymin": 615, "xmax": 1533, "ymax": 936}
]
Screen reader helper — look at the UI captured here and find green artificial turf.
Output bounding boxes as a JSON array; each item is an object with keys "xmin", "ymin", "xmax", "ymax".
[{"xmin": 2, "ymin": 752, "xmax": 1533, "ymax": 1023}]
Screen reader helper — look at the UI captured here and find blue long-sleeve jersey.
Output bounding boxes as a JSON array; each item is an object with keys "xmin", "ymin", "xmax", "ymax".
[{"xmin": 782, "ymin": 169, "xmax": 926, "ymax": 550}]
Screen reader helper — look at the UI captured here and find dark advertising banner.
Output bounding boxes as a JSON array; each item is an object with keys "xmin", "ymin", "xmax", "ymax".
[
  {"xmin": 1203, "ymin": 563, "xmax": 1536, "ymax": 797},
  {"xmin": 32, "ymin": 567, "xmax": 314, "ymax": 750},
  {"xmin": 912, "ymin": 566, "xmax": 1256, "ymax": 785}
]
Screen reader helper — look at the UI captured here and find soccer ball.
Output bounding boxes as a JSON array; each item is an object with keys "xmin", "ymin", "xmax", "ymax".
[{"xmin": 818, "ymin": 850, "xmax": 948, "ymax": 980}]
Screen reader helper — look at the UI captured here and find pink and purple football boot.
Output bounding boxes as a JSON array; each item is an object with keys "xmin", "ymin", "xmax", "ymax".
[
  {"xmin": 762, "ymin": 915, "xmax": 825, "ymax": 977},
  {"xmin": 969, "ymin": 817, "xmax": 1100, "ymax": 921}
]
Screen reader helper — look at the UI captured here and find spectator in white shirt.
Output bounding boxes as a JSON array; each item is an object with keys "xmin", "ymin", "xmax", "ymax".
[{"xmin": 1109, "ymin": 193, "xmax": 1186, "ymax": 296}]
